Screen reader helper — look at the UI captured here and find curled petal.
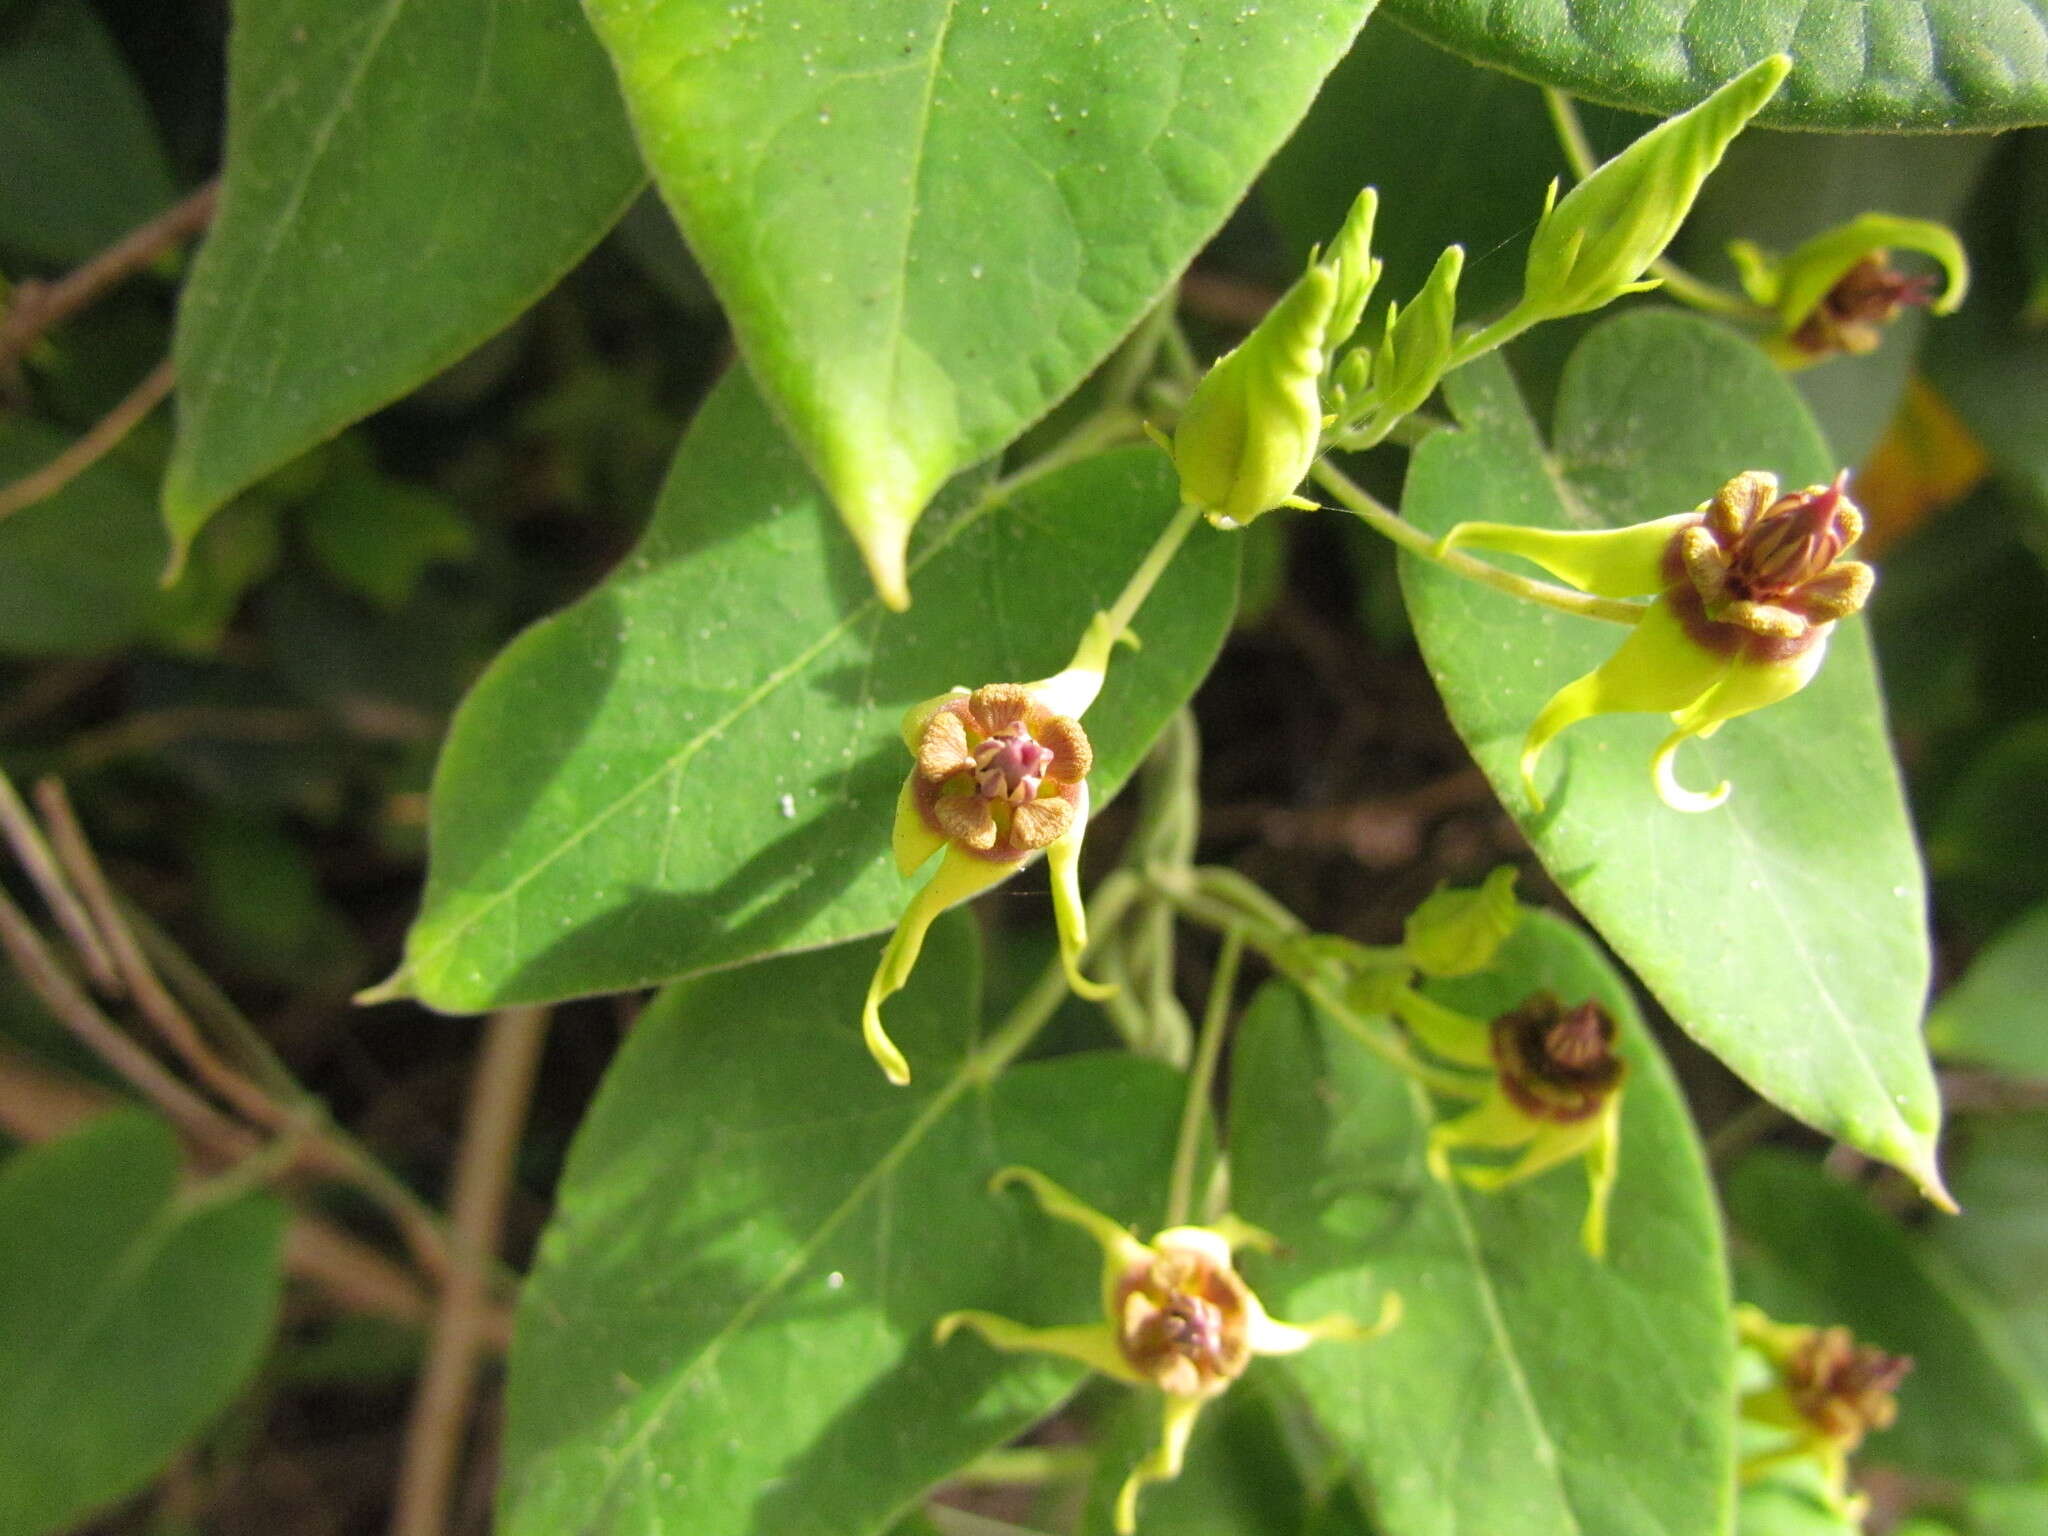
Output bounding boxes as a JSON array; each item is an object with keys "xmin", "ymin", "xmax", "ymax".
[
  {"xmin": 933, "ymin": 1311, "xmax": 1142, "ymax": 1384},
  {"xmin": 901, "ymin": 688, "xmax": 969, "ymax": 753},
  {"xmin": 1717, "ymin": 599, "xmax": 1809, "ymax": 640},
  {"xmin": 1519, "ymin": 599, "xmax": 1731, "ymax": 811},
  {"xmin": 934, "ymin": 793, "xmax": 999, "ymax": 850},
  {"xmin": 1037, "ymin": 714, "xmax": 1093, "ymax": 783},
  {"xmin": 1008, "ymin": 793, "xmax": 1075, "ymax": 851},
  {"xmin": 969, "ymin": 682, "xmax": 1033, "ymax": 734},
  {"xmin": 1794, "ymin": 561, "xmax": 1874, "ymax": 623},
  {"xmin": 1651, "ymin": 636, "xmax": 1830, "ymax": 811},
  {"xmin": 1114, "ymin": 1394, "xmax": 1207, "ymax": 1536},
  {"xmin": 1392, "ymin": 986, "xmax": 1498, "ymax": 1074},
  {"xmin": 991, "ymin": 1164, "xmax": 1152, "ymax": 1292},
  {"xmin": 861, "ymin": 848, "xmax": 1014, "ymax": 1084},
  {"xmin": 1705, "ymin": 470, "xmax": 1777, "ymax": 542},
  {"xmin": 1435, "ymin": 512, "xmax": 1695, "ymax": 598},
  {"xmin": 916, "ymin": 707, "xmax": 974, "ymax": 780},
  {"xmin": 1245, "ymin": 1288, "xmax": 1402, "ymax": 1358},
  {"xmin": 1650, "ymin": 731, "xmax": 1732, "ymax": 813},
  {"xmin": 1046, "ymin": 784, "xmax": 1115, "ymax": 1001}
]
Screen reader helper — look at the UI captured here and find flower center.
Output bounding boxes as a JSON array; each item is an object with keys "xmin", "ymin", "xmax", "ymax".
[
  {"xmin": 972, "ymin": 724, "xmax": 1054, "ymax": 803},
  {"xmin": 1730, "ymin": 476, "xmax": 1852, "ymax": 600}
]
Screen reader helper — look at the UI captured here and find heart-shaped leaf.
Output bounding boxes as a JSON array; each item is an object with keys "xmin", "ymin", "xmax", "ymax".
[
  {"xmin": 499, "ymin": 915, "xmax": 1184, "ymax": 1536},
  {"xmin": 387, "ymin": 374, "xmax": 1236, "ymax": 1011},
  {"xmin": 164, "ymin": 0, "xmax": 644, "ymax": 559},
  {"xmin": 1384, "ymin": 0, "xmax": 2048, "ymax": 131},
  {"xmin": 582, "ymin": 0, "xmax": 1373, "ymax": 605},
  {"xmin": 1398, "ymin": 310, "xmax": 1941, "ymax": 1193},
  {"xmin": 0, "ymin": 1110, "xmax": 286, "ymax": 1536},
  {"xmin": 1230, "ymin": 910, "xmax": 1733, "ymax": 1536}
]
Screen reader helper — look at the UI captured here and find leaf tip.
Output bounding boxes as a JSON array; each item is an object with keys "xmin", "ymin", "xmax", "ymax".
[{"xmin": 353, "ymin": 967, "xmax": 416, "ymax": 1008}]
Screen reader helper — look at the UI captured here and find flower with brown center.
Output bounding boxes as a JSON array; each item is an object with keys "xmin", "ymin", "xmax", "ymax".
[
  {"xmin": 1728, "ymin": 212, "xmax": 1967, "ymax": 370},
  {"xmin": 1738, "ymin": 1306, "xmax": 1914, "ymax": 1518},
  {"xmin": 936, "ymin": 1167, "xmax": 1398, "ymax": 1534},
  {"xmin": 1391, "ymin": 985, "xmax": 1630, "ymax": 1257},
  {"xmin": 911, "ymin": 683, "xmax": 1093, "ymax": 859},
  {"xmin": 1434, "ymin": 468, "xmax": 1876, "ymax": 812}
]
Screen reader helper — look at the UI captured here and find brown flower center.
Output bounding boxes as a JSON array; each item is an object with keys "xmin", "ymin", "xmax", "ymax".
[
  {"xmin": 1793, "ymin": 254, "xmax": 1938, "ymax": 356},
  {"xmin": 1728, "ymin": 478, "xmax": 1854, "ymax": 602},
  {"xmin": 1114, "ymin": 1245, "xmax": 1251, "ymax": 1397},
  {"xmin": 973, "ymin": 725, "xmax": 1055, "ymax": 803},
  {"xmin": 1490, "ymin": 992, "xmax": 1626, "ymax": 1123},
  {"xmin": 910, "ymin": 684, "xmax": 1094, "ymax": 860},
  {"xmin": 1785, "ymin": 1327, "xmax": 1912, "ymax": 1449}
]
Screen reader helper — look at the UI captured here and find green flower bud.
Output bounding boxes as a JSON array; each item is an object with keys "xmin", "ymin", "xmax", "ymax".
[
  {"xmin": 1319, "ymin": 187, "xmax": 1383, "ymax": 361},
  {"xmin": 1403, "ymin": 866, "xmax": 1521, "ymax": 977},
  {"xmin": 1512, "ymin": 55, "xmax": 1789, "ymax": 327},
  {"xmin": 1371, "ymin": 244, "xmax": 1463, "ymax": 422},
  {"xmin": 1728, "ymin": 213, "xmax": 1969, "ymax": 368},
  {"xmin": 1171, "ymin": 265, "xmax": 1338, "ymax": 527},
  {"xmin": 1328, "ymin": 346, "xmax": 1373, "ymax": 418}
]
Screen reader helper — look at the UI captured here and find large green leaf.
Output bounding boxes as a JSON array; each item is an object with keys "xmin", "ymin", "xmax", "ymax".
[
  {"xmin": 500, "ymin": 916, "xmax": 1184, "ymax": 1536},
  {"xmin": 1927, "ymin": 901, "xmax": 2048, "ymax": 1078},
  {"xmin": 163, "ymin": 0, "xmax": 643, "ymax": 558},
  {"xmin": 1398, "ymin": 310, "xmax": 1940, "ymax": 1191},
  {"xmin": 1384, "ymin": 0, "xmax": 2048, "ymax": 131},
  {"xmin": 1726, "ymin": 1150, "xmax": 2048, "ymax": 1483},
  {"xmin": 0, "ymin": 1110, "xmax": 287, "ymax": 1536},
  {"xmin": 1230, "ymin": 911, "xmax": 1733, "ymax": 1536},
  {"xmin": 388, "ymin": 374, "xmax": 1236, "ymax": 1012},
  {"xmin": 0, "ymin": 0, "xmax": 174, "ymax": 267},
  {"xmin": 582, "ymin": 0, "xmax": 1372, "ymax": 606}
]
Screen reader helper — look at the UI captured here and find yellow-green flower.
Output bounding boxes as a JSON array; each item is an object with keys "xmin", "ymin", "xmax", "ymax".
[
  {"xmin": 1393, "ymin": 986, "xmax": 1628, "ymax": 1258},
  {"xmin": 1737, "ymin": 1306, "xmax": 1912, "ymax": 1519},
  {"xmin": 1438, "ymin": 468, "xmax": 1875, "ymax": 812},
  {"xmin": 862, "ymin": 625, "xmax": 1120, "ymax": 1085},
  {"xmin": 1402, "ymin": 866, "xmax": 1520, "ymax": 979},
  {"xmin": 1728, "ymin": 213, "xmax": 1968, "ymax": 368},
  {"xmin": 937, "ymin": 1166, "xmax": 1399, "ymax": 1534}
]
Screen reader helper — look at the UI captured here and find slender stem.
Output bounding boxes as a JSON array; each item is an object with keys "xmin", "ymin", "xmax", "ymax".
[
  {"xmin": 1540, "ymin": 87, "xmax": 1762, "ymax": 325},
  {"xmin": 0, "ymin": 767, "xmax": 119, "ymax": 991},
  {"xmin": 1166, "ymin": 930, "xmax": 1243, "ymax": 1228},
  {"xmin": 1100, "ymin": 298, "xmax": 1177, "ymax": 410},
  {"xmin": 1102, "ymin": 500, "xmax": 1205, "ymax": 642},
  {"xmin": 991, "ymin": 405, "xmax": 1142, "ymax": 504},
  {"xmin": 0, "ymin": 180, "xmax": 218, "ymax": 369},
  {"xmin": 950, "ymin": 1446, "xmax": 1097, "ymax": 1485},
  {"xmin": 1542, "ymin": 87, "xmax": 1601, "ymax": 181},
  {"xmin": 390, "ymin": 1005, "xmax": 550, "ymax": 1536},
  {"xmin": 0, "ymin": 357, "xmax": 175, "ymax": 523},
  {"xmin": 1310, "ymin": 460, "xmax": 1647, "ymax": 626}
]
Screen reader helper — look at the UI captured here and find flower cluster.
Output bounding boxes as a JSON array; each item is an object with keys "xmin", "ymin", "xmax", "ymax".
[
  {"xmin": 936, "ymin": 1167, "xmax": 1398, "ymax": 1533},
  {"xmin": 1438, "ymin": 468, "xmax": 1875, "ymax": 812}
]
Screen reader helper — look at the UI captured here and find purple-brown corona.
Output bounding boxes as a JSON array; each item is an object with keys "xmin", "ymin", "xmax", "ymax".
[
  {"xmin": 1739, "ymin": 1306, "xmax": 1914, "ymax": 1517},
  {"xmin": 910, "ymin": 683, "xmax": 1093, "ymax": 859}
]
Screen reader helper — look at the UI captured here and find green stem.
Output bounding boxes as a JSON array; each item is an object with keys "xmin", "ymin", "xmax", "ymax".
[
  {"xmin": 1310, "ymin": 460, "xmax": 1647, "ymax": 626},
  {"xmin": 965, "ymin": 871, "xmax": 1143, "ymax": 1085},
  {"xmin": 1105, "ymin": 500, "xmax": 1204, "ymax": 641},
  {"xmin": 1166, "ymin": 929, "xmax": 1243, "ymax": 1228},
  {"xmin": 993, "ymin": 405, "xmax": 1143, "ymax": 505},
  {"xmin": 1540, "ymin": 86, "xmax": 1764, "ymax": 325}
]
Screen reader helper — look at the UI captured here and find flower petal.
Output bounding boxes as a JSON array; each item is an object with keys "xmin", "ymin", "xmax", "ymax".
[
  {"xmin": 891, "ymin": 775, "xmax": 945, "ymax": 877},
  {"xmin": 1046, "ymin": 785, "xmax": 1115, "ymax": 1001},
  {"xmin": 1435, "ymin": 512, "xmax": 1696, "ymax": 598},
  {"xmin": 1114, "ymin": 1394, "xmax": 1208, "ymax": 1536},
  {"xmin": 934, "ymin": 1312, "xmax": 1142, "ymax": 1383},
  {"xmin": 860, "ymin": 847, "xmax": 1014, "ymax": 1084}
]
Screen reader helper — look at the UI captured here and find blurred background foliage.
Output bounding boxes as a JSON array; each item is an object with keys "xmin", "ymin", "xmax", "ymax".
[{"xmin": 0, "ymin": 2, "xmax": 2045, "ymax": 1533}]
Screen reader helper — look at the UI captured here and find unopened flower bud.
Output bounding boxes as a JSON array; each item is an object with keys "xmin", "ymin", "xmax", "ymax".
[
  {"xmin": 1171, "ymin": 265, "xmax": 1337, "ymax": 527},
  {"xmin": 1370, "ymin": 244, "xmax": 1463, "ymax": 422},
  {"xmin": 1512, "ymin": 56, "xmax": 1789, "ymax": 327},
  {"xmin": 1402, "ymin": 865, "xmax": 1521, "ymax": 978}
]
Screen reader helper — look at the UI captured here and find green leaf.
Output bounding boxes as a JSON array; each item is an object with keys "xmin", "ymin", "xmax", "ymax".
[
  {"xmin": 499, "ymin": 916, "xmax": 1184, "ymax": 1536},
  {"xmin": 0, "ymin": 1110, "xmax": 287, "ymax": 1536},
  {"xmin": 1230, "ymin": 910, "xmax": 1734, "ymax": 1536},
  {"xmin": 1726, "ymin": 1150, "xmax": 2048, "ymax": 1483},
  {"xmin": 0, "ymin": 419, "xmax": 177, "ymax": 654},
  {"xmin": 1930, "ymin": 1114, "xmax": 2048, "ymax": 1404},
  {"xmin": 1736, "ymin": 1474, "xmax": 1860, "ymax": 1536},
  {"xmin": 1927, "ymin": 901, "xmax": 2048, "ymax": 1077},
  {"xmin": 0, "ymin": 0, "xmax": 175, "ymax": 267},
  {"xmin": 1383, "ymin": 0, "xmax": 2048, "ymax": 130},
  {"xmin": 390, "ymin": 375, "xmax": 1237, "ymax": 1011},
  {"xmin": 163, "ymin": 0, "xmax": 644, "ymax": 561},
  {"xmin": 582, "ymin": 0, "xmax": 1372, "ymax": 606},
  {"xmin": 1078, "ymin": 1377, "xmax": 1309, "ymax": 1536},
  {"xmin": 1398, "ymin": 310, "xmax": 1941, "ymax": 1192}
]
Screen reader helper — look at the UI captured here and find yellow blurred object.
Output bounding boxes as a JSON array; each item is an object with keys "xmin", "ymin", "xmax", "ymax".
[{"xmin": 1856, "ymin": 376, "xmax": 1990, "ymax": 554}]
